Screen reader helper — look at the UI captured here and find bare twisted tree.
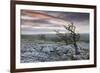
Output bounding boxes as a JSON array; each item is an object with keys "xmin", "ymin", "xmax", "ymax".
[{"xmin": 55, "ymin": 23, "xmax": 80, "ymax": 55}]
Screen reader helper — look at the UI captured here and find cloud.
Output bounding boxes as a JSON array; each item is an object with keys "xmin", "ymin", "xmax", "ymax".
[{"xmin": 21, "ymin": 10, "xmax": 89, "ymax": 34}]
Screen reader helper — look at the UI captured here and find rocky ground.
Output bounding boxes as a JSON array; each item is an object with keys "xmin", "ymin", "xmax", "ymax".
[{"xmin": 21, "ymin": 39, "xmax": 89, "ymax": 63}]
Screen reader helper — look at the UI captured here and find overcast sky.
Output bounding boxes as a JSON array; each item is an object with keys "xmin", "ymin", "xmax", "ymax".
[{"xmin": 21, "ymin": 10, "xmax": 89, "ymax": 35}]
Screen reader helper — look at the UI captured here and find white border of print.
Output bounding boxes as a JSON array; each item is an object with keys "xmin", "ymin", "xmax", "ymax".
[{"xmin": 16, "ymin": 4, "xmax": 94, "ymax": 69}]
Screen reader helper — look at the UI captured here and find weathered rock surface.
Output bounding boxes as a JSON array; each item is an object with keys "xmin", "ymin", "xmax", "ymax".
[{"xmin": 21, "ymin": 39, "xmax": 89, "ymax": 63}]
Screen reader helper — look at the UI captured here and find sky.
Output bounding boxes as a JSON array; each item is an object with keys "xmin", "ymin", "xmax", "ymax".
[{"xmin": 21, "ymin": 10, "xmax": 89, "ymax": 35}]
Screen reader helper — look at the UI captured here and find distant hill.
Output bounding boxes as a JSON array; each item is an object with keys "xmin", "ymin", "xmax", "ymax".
[{"xmin": 21, "ymin": 33, "xmax": 89, "ymax": 43}]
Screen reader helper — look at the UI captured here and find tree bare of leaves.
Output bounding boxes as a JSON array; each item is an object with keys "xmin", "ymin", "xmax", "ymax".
[{"xmin": 55, "ymin": 23, "xmax": 80, "ymax": 55}]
